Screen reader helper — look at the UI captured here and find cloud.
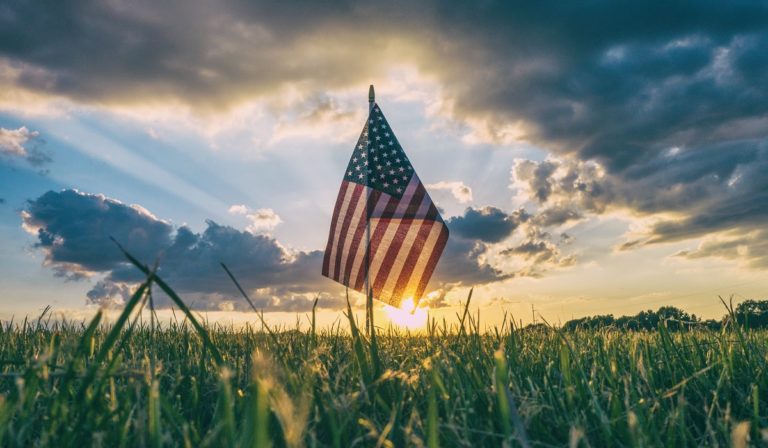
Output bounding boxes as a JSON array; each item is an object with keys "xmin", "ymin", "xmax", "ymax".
[
  {"xmin": 448, "ymin": 206, "xmax": 529, "ymax": 243},
  {"xmin": 21, "ymin": 189, "xmax": 173, "ymax": 278},
  {"xmin": 227, "ymin": 204, "xmax": 282, "ymax": 234},
  {"xmin": 432, "ymin": 205, "xmax": 575, "ymax": 287},
  {"xmin": 0, "ymin": 126, "xmax": 49, "ymax": 166},
  {"xmin": 22, "ymin": 189, "xmax": 337, "ymax": 310},
  {"xmin": 0, "ymin": 126, "xmax": 35, "ymax": 157},
  {"xmin": 244, "ymin": 208, "xmax": 282, "ymax": 234},
  {"xmin": 3, "ymin": 1, "xmax": 768, "ymax": 270},
  {"xmin": 510, "ymin": 145, "xmax": 768, "ymax": 268},
  {"xmin": 227, "ymin": 204, "xmax": 248, "ymax": 215},
  {"xmin": 23, "ymin": 190, "xmax": 582, "ymax": 309},
  {"xmin": 500, "ymin": 228, "xmax": 576, "ymax": 277},
  {"xmin": 673, "ymin": 229, "xmax": 768, "ymax": 269},
  {"xmin": 426, "ymin": 181, "xmax": 473, "ymax": 204}
]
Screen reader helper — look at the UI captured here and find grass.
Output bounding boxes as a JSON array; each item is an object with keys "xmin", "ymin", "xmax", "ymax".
[{"xmin": 0, "ymin": 253, "xmax": 767, "ymax": 446}]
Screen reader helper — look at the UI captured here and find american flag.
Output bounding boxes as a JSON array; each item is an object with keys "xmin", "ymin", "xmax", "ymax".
[{"xmin": 322, "ymin": 103, "xmax": 449, "ymax": 308}]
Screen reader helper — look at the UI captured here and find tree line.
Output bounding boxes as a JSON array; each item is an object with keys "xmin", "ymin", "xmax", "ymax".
[{"xmin": 558, "ymin": 299, "xmax": 768, "ymax": 331}]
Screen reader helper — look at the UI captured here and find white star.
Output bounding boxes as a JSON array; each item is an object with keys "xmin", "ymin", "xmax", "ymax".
[
  {"xmin": 391, "ymin": 150, "xmax": 397, "ymax": 155},
  {"xmin": 389, "ymin": 169, "xmax": 395, "ymax": 174},
  {"xmin": 402, "ymin": 175, "xmax": 407, "ymax": 180},
  {"xmin": 373, "ymin": 157, "xmax": 378, "ymax": 162},
  {"xmin": 364, "ymin": 161, "xmax": 368, "ymax": 166},
  {"xmin": 393, "ymin": 179, "xmax": 399, "ymax": 184},
  {"xmin": 352, "ymin": 157, "xmax": 357, "ymax": 162},
  {"xmin": 348, "ymin": 171, "xmax": 352, "ymax": 176},
  {"xmin": 357, "ymin": 144, "xmax": 364, "ymax": 149},
  {"xmin": 397, "ymin": 187, "xmax": 402, "ymax": 193},
  {"xmin": 360, "ymin": 152, "xmax": 366, "ymax": 158},
  {"xmin": 395, "ymin": 158, "xmax": 400, "ymax": 163},
  {"xmin": 398, "ymin": 167, "xmax": 404, "ymax": 172},
  {"xmin": 380, "ymin": 173, "xmax": 385, "ymax": 178},
  {"xmin": 383, "ymin": 182, "xmax": 389, "ymax": 187},
  {"xmin": 377, "ymin": 165, "xmax": 383, "ymax": 169},
  {"xmin": 375, "ymin": 136, "xmax": 381, "ymax": 141},
  {"xmin": 386, "ymin": 161, "xmax": 392, "ymax": 166},
  {"xmin": 358, "ymin": 173, "xmax": 364, "ymax": 179},
  {"xmin": 388, "ymin": 140, "xmax": 394, "ymax": 145},
  {"xmin": 355, "ymin": 165, "xmax": 361, "ymax": 171}
]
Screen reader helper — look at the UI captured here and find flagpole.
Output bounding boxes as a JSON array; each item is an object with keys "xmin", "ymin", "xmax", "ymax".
[{"xmin": 365, "ymin": 85, "xmax": 375, "ymax": 337}]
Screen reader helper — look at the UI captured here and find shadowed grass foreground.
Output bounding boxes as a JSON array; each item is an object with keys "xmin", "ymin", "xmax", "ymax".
[
  {"xmin": 1, "ymin": 306, "xmax": 767, "ymax": 446},
  {"xmin": 1, "ymin": 247, "xmax": 766, "ymax": 447}
]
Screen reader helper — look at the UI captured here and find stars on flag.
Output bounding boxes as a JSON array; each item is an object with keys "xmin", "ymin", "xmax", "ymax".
[{"xmin": 343, "ymin": 106, "xmax": 415, "ymax": 198}]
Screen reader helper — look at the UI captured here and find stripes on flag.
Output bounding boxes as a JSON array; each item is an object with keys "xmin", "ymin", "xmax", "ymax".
[{"xmin": 322, "ymin": 176, "xmax": 448, "ymax": 307}]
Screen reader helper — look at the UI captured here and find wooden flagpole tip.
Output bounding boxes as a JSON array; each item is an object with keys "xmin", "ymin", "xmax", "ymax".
[{"xmin": 369, "ymin": 85, "xmax": 375, "ymax": 104}]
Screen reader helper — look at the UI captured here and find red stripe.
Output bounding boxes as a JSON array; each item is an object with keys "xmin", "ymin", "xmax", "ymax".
[
  {"xmin": 340, "ymin": 189, "xmax": 380, "ymax": 285},
  {"xmin": 414, "ymin": 224, "xmax": 449, "ymax": 303},
  {"xmin": 322, "ymin": 181, "xmax": 350, "ymax": 276},
  {"xmin": 371, "ymin": 187, "xmax": 427, "ymax": 296},
  {"xmin": 332, "ymin": 184, "xmax": 364, "ymax": 281},
  {"xmin": 390, "ymin": 219, "xmax": 436, "ymax": 302},
  {"xmin": 351, "ymin": 194, "xmax": 398, "ymax": 291},
  {"xmin": 426, "ymin": 203, "xmax": 439, "ymax": 221}
]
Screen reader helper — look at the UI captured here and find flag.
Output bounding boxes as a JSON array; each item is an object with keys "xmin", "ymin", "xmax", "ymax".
[{"xmin": 322, "ymin": 102, "xmax": 449, "ymax": 308}]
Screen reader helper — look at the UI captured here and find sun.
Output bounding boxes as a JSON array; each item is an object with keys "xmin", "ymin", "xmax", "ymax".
[{"xmin": 383, "ymin": 297, "xmax": 429, "ymax": 330}]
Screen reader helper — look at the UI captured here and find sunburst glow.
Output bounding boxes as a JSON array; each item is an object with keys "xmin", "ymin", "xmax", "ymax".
[{"xmin": 383, "ymin": 297, "xmax": 428, "ymax": 330}]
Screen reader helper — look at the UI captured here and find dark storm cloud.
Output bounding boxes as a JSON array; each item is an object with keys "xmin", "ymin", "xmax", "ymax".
[
  {"xmin": 512, "ymin": 142, "xmax": 768, "ymax": 254},
  {"xmin": 431, "ymin": 206, "xmax": 574, "ymax": 286},
  {"xmin": 6, "ymin": 0, "xmax": 768, "ymax": 267},
  {"xmin": 448, "ymin": 206, "xmax": 528, "ymax": 243},
  {"xmin": 22, "ymin": 189, "xmax": 173, "ymax": 278},
  {"xmin": 23, "ymin": 191, "xmax": 579, "ymax": 307},
  {"xmin": 22, "ymin": 189, "xmax": 342, "ymax": 310}
]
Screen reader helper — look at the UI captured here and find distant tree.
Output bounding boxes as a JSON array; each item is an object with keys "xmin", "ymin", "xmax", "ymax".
[
  {"xmin": 734, "ymin": 300, "xmax": 768, "ymax": 328},
  {"xmin": 563, "ymin": 306, "xmax": 703, "ymax": 331}
]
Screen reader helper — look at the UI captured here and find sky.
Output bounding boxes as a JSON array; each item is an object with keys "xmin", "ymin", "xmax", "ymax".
[{"xmin": 1, "ymin": 0, "xmax": 768, "ymax": 327}]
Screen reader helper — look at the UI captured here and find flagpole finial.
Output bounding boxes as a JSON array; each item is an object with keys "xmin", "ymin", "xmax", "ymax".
[{"xmin": 368, "ymin": 85, "xmax": 375, "ymax": 105}]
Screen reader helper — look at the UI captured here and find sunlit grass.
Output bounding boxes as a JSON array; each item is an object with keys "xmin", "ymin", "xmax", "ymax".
[{"xmin": 0, "ymin": 249, "xmax": 764, "ymax": 446}]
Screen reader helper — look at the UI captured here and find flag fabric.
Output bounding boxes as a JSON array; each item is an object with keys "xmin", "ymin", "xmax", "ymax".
[{"xmin": 322, "ymin": 103, "xmax": 449, "ymax": 307}]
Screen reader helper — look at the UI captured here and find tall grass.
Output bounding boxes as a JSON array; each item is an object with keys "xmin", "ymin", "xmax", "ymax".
[{"xmin": 0, "ymin": 251, "xmax": 766, "ymax": 446}]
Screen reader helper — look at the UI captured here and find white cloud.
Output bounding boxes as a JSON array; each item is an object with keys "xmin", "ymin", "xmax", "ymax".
[
  {"xmin": 228, "ymin": 204, "xmax": 248, "ymax": 215},
  {"xmin": 229, "ymin": 204, "xmax": 282, "ymax": 234},
  {"xmin": 0, "ymin": 126, "xmax": 38, "ymax": 157},
  {"xmin": 426, "ymin": 181, "xmax": 473, "ymax": 204},
  {"xmin": 245, "ymin": 208, "xmax": 282, "ymax": 234}
]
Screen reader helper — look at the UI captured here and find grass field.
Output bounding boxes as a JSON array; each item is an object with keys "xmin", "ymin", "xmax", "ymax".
[{"xmin": 1, "ymin": 253, "xmax": 767, "ymax": 446}]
